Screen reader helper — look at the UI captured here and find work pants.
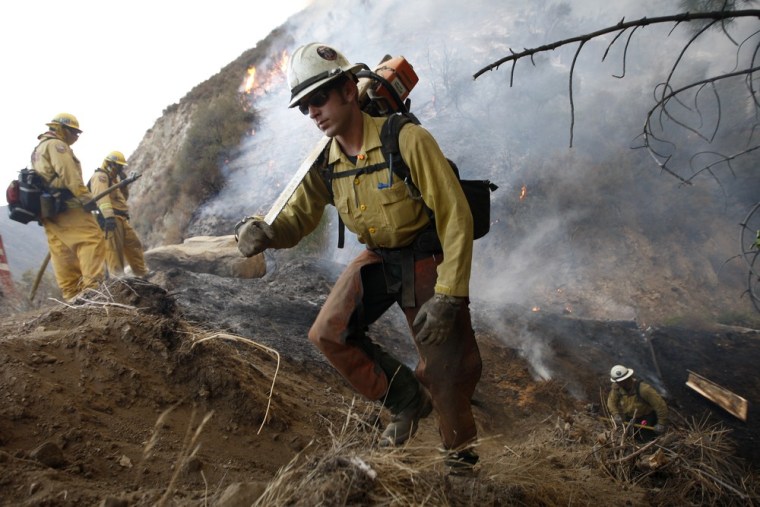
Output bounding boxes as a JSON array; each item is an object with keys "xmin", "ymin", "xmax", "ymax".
[
  {"xmin": 42, "ymin": 208, "xmax": 105, "ymax": 300},
  {"xmin": 308, "ymin": 249, "xmax": 482, "ymax": 450},
  {"xmin": 106, "ymin": 216, "xmax": 148, "ymax": 277}
]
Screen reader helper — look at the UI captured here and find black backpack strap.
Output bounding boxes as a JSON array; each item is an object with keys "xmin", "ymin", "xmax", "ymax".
[
  {"xmin": 328, "ymin": 162, "xmax": 389, "ymax": 180},
  {"xmin": 380, "ymin": 113, "xmax": 417, "ymax": 183},
  {"xmin": 317, "ymin": 140, "xmax": 335, "ymax": 201}
]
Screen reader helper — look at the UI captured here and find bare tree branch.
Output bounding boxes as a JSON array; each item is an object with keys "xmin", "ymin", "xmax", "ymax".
[
  {"xmin": 473, "ymin": 8, "xmax": 760, "ymax": 312},
  {"xmin": 472, "ymin": 11, "xmax": 760, "ymax": 80},
  {"xmin": 474, "ymin": 9, "xmax": 760, "ymax": 179}
]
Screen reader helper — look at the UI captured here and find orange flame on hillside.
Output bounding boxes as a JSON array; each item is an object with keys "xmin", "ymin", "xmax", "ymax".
[
  {"xmin": 241, "ymin": 50, "xmax": 290, "ymax": 97},
  {"xmin": 277, "ymin": 50, "xmax": 289, "ymax": 74},
  {"xmin": 243, "ymin": 67, "xmax": 256, "ymax": 94},
  {"xmin": 519, "ymin": 185, "xmax": 527, "ymax": 200}
]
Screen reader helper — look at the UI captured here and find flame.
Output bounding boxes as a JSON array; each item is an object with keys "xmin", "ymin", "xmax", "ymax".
[
  {"xmin": 241, "ymin": 50, "xmax": 291, "ymax": 97},
  {"xmin": 277, "ymin": 50, "xmax": 289, "ymax": 74},
  {"xmin": 531, "ymin": 306, "xmax": 540, "ymax": 312},
  {"xmin": 243, "ymin": 67, "xmax": 256, "ymax": 94},
  {"xmin": 519, "ymin": 185, "xmax": 527, "ymax": 200}
]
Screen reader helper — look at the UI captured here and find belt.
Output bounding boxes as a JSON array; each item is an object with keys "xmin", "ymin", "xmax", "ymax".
[{"xmin": 371, "ymin": 228, "xmax": 441, "ymax": 308}]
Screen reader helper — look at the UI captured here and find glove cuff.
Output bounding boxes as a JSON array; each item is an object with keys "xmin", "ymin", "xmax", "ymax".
[
  {"xmin": 234, "ymin": 215, "xmax": 270, "ymax": 241},
  {"xmin": 434, "ymin": 294, "xmax": 465, "ymax": 306}
]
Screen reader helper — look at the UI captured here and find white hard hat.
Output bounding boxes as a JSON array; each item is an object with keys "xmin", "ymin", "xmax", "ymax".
[
  {"xmin": 287, "ymin": 43, "xmax": 364, "ymax": 108},
  {"xmin": 610, "ymin": 365, "xmax": 634, "ymax": 382}
]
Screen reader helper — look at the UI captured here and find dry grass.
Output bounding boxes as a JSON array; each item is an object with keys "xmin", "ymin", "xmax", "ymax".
[
  {"xmin": 591, "ymin": 413, "xmax": 760, "ymax": 505},
  {"xmin": 252, "ymin": 399, "xmax": 451, "ymax": 506}
]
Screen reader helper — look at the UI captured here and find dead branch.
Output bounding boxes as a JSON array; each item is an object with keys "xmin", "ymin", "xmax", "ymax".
[
  {"xmin": 472, "ymin": 9, "xmax": 760, "ymax": 160},
  {"xmin": 473, "ymin": 11, "xmax": 760, "ymax": 80},
  {"xmin": 606, "ymin": 438, "xmax": 659, "ymax": 464}
]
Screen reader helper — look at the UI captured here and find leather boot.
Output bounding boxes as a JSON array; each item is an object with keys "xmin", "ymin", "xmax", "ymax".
[
  {"xmin": 379, "ymin": 387, "xmax": 433, "ymax": 447},
  {"xmin": 445, "ymin": 447, "xmax": 479, "ymax": 476}
]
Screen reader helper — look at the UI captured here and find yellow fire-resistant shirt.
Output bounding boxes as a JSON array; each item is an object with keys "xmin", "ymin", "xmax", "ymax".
[
  {"xmin": 31, "ymin": 132, "xmax": 94, "ymax": 209},
  {"xmin": 270, "ymin": 113, "xmax": 473, "ymax": 296},
  {"xmin": 607, "ymin": 380, "xmax": 669, "ymax": 426},
  {"xmin": 89, "ymin": 168, "xmax": 129, "ymax": 219}
]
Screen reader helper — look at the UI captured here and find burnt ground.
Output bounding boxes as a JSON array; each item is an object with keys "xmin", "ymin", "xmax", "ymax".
[{"xmin": 0, "ymin": 256, "xmax": 759, "ymax": 505}]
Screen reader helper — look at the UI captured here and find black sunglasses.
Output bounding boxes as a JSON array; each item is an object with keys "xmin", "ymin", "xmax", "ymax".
[{"xmin": 298, "ymin": 88, "xmax": 332, "ymax": 115}]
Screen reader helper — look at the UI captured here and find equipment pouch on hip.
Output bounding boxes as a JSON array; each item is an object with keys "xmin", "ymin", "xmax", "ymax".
[{"xmin": 39, "ymin": 193, "xmax": 56, "ymax": 219}]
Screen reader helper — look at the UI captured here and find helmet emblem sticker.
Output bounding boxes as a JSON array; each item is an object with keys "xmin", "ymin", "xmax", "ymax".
[{"xmin": 316, "ymin": 46, "xmax": 338, "ymax": 61}]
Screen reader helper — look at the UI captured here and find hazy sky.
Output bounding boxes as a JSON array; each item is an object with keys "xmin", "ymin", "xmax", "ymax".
[{"xmin": 0, "ymin": 0, "xmax": 309, "ymax": 205}]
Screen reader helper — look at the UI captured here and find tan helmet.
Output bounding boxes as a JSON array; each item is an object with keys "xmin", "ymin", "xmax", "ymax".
[
  {"xmin": 287, "ymin": 43, "xmax": 364, "ymax": 108},
  {"xmin": 105, "ymin": 150, "xmax": 128, "ymax": 167},
  {"xmin": 46, "ymin": 112, "xmax": 82, "ymax": 133},
  {"xmin": 610, "ymin": 365, "xmax": 634, "ymax": 383}
]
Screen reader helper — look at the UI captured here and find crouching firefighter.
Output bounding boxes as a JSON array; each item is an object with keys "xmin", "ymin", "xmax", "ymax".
[
  {"xmin": 236, "ymin": 43, "xmax": 482, "ymax": 474},
  {"xmin": 607, "ymin": 364, "xmax": 669, "ymax": 439}
]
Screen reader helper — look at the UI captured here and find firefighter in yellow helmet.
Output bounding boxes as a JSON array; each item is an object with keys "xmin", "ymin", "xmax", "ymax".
[
  {"xmin": 88, "ymin": 151, "xmax": 148, "ymax": 277},
  {"xmin": 30, "ymin": 113, "xmax": 106, "ymax": 300}
]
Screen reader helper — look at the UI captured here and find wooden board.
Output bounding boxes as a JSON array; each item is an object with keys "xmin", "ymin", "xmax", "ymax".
[{"xmin": 686, "ymin": 370, "xmax": 748, "ymax": 422}]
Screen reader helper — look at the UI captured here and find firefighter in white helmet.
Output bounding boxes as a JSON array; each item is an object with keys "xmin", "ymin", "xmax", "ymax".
[
  {"xmin": 31, "ymin": 113, "xmax": 106, "ymax": 300},
  {"xmin": 237, "ymin": 43, "xmax": 481, "ymax": 474},
  {"xmin": 607, "ymin": 364, "xmax": 669, "ymax": 436},
  {"xmin": 88, "ymin": 151, "xmax": 148, "ymax": 277}
]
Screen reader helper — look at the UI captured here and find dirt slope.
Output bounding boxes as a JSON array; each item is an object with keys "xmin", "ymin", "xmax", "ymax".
[{"xmin": 0, "ymin": 259, "xmax": 758, "ymax": 505}]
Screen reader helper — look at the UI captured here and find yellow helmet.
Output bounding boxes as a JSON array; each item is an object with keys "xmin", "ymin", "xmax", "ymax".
[
  {"xmin": 46, "ymin": 112, "xmax": 82, "ymax": 133},
  {"xmin": 105, "ymin": 150, "xmax": 128, "ymax": 166}
]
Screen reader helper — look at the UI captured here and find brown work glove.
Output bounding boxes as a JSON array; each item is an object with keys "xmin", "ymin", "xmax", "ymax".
[
  {"xmin": 235, "ymin": 216, "xmax": 274, "ymax": 257},
  {"xmin": 413, "ymin": 293, "xmax": 464, "ymax": 346}
]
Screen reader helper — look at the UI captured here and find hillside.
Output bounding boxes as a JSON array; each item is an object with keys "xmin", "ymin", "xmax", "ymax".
[
  {"xmin": 120, "ymin": 1, "xmax": 757, "ymax": 328},
  {"xmin": 0, "ymin": 257, "xmax": 758, "ymax": 505},
  {"xmin": 0, "ymin": 208, "xmax": 48, "ymax": 279},
  {"xmin": 2, "ymin": 1, "xmax": 758, "ymax": 504}
]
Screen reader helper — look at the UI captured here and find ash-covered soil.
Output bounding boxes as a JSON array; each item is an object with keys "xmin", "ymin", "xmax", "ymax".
[{"xmin": 1, "ymin": 256, "xmax": 759, "ymax": 505}]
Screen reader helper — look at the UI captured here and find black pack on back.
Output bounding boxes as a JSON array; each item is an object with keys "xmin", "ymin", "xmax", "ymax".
[
  {"xmin": 6, "ymin": 168, "xmax": 45, "ymax": 224},
  {"xmin": 379, "ymin": 113, "xmax": 498, "ymax": 241}
]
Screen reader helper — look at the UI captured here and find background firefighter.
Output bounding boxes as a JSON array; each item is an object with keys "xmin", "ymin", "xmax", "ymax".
[
  {"xmin": 31, "ymin": 113, "xmax": 105, "ymax": 301},
  {"xmin": 236, "ymin": 43, "xmax": 482, "ymax": 473},
  {"xmin": 88, "ymin": 151, "xmax": 148, "ymax": 278},
  {"xmin": 607, "ymin": 364, "xmax": 669, "ymax": 438}
]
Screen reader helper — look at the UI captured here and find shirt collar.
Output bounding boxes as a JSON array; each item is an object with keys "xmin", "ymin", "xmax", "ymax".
[{"xmin": 326, "ymin": 112, "xmax": 384, "ymax": 166}]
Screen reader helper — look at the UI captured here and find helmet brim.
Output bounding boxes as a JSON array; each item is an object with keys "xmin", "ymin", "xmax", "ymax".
[
  {"xmin": 47, "ymin": 122, "xmax": 82, "ymax": 134},
  {"xmin": 288, "ymin": 63, "xmax": 364, "ymax": 108},
  {"xmin": 611, "ymin": 368, "xmax": 634, "ymax": 382}
]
